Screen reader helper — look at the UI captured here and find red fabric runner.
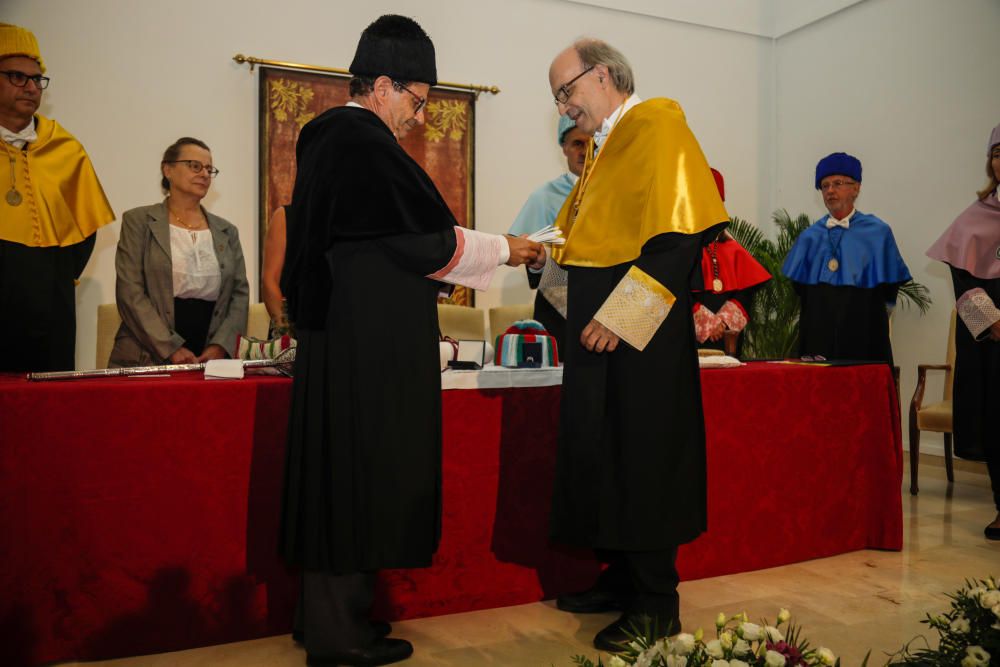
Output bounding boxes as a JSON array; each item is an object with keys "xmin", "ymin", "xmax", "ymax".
[{"xmin": 0, "ymin": 362, "xmax": 901, "ymax": 665}]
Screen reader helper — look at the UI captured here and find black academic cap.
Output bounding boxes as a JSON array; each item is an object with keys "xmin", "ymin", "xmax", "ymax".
[{"xmin": 349, "ymin": 14, "xmax": 437, "ymax": 86}]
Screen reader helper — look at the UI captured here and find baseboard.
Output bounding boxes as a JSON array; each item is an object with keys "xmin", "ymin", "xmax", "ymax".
[{"xmin": 902, "ymin": 440, "xmax": 945, "ymax": 457}]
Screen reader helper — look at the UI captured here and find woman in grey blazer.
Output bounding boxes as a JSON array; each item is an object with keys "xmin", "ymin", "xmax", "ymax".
[{"xmin": 109, "ymin": 137, "xmax": 249, "ymax": 367}]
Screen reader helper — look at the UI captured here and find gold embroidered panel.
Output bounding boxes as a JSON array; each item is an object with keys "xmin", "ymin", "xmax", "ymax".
[{"xmin": 258, "ymin": 66, "xmax": 477, "ymax": 306}]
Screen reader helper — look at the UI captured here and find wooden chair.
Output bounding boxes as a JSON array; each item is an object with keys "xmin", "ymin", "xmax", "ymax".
[
  {"xmin": 95, "ymin": 303, "xmax": 123, "ymax": 369},
  {"xmin": 488, "ymin": 304, "xmax": 534, "ymax": 343},
  {"xmin": 437, "ymin": 303, "xmax": 485, "ymax": 341},
  {"xmin": 246, "ymin": 303, "xmax": 271, "ymax": 340},
  {"xmin": 908, "ymin": 310, "xmax": 957, "ymax": 495}
]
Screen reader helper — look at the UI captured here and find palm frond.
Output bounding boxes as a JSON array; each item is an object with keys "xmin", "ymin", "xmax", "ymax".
[
  {"xmin": 897, "ymin": 280, "xmax": 932, "ymax": 314},
  {"xmin": 726, "ymin": 216, "xmax": 766, "ymax": 256}
]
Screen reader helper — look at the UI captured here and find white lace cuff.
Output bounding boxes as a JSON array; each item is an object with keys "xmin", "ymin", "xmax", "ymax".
[
  {"xmin": 718, "ymin": 299, "xmax": 748, "ymax": 332},
  {"xmin": 593, "ymin": 266, "xmax": 676, "ymax": 351},
  {"xmin": 957, "ymin": 288, "xmax": 1000, "ymax": 340},
  {"xmin": 693, "ymin": 304, "xmax": 720, "ymax": 343},
  {"xmin": 428, "ymin": 227, "xmax": 505, "ymax": 292},
  {"xmin": 538, "ymin": 258, "xmax": 569, "ymax": 318}
]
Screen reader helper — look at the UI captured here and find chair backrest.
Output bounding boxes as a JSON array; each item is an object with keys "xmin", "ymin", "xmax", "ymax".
[
  {"xmin": 437, "ymin": 303, "xmax": 486, "ymax": 340},
  {"xmin": 96, "ymin": 303, "xmax": 122, "ymax": 370},
  {"xmin": 97, "ymin": 302, "xmax": 270, "ymax": 369},
  {"xmin": 488, "ymin": 304, "xmax": 534, "ymax": 343},
  {"xmin": 944, "ymin": 308, "xmax": 957, "ymax": 400},
  {"xmin": 246, "ymin": 303, "xmax": 271, "ymax": 340}
]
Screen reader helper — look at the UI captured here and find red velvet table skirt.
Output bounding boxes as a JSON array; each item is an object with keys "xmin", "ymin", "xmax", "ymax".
[{"xmin": 0, "ymin": 362, "xmax": 901, "ymax": 665}]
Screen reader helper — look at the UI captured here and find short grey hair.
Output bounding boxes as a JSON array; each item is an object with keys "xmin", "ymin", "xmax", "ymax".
[{"xmin": 574, "ymin": 38, "xmax": 635, "ymax": 95}]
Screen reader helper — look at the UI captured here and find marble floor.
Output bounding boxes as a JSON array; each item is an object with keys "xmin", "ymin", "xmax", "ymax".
[{"xmin": 65, "ymin": 455, "xmax": 998, "ymax": 667}]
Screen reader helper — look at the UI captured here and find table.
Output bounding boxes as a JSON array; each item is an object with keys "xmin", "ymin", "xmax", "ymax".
[{"xmin": 0, "ymin": 362, "xmax": 902, "ymax": 665}]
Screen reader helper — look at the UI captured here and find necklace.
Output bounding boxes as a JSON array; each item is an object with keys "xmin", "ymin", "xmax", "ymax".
[
  {"xmin": 707, "ymin": 241, "xmax": 723, "ymax": 291},
  {"xmin": 168, "ymin": 204, "xmax": 206, "ymax": 243},
  {"xmin": 3, "ymin": 143, "xmax": 22, "ymax": 206},
  {"xmin": 568, "ymin": 102, "xmax": 628, "ymax": 224},
  {"xmin": 826, "ymin": 226, "xmax": 846, "ymax": 272},
  {"xmin": 168, "ymin": 203, "xmax": 206, "ymax": 230}
]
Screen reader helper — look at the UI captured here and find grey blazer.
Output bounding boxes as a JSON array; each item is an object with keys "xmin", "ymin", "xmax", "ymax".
[{"xmin": 109, "ymin": 201, "xmax": 250, "ymax": 367}]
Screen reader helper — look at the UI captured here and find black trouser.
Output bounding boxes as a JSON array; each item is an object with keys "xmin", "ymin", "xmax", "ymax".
[
  {"xmin": 597, "ymin": 547, "xmax": 680, "ymax": 628},
  {"xmin": 173, "ymin": 297, "xmax": 215, "ymax": 355},
  {"xmin": 295, "ymin": 571, "xmax": 377, "ymax": 655}
]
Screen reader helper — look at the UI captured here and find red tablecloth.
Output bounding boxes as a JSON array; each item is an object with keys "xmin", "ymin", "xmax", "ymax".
[{"xmin": 0, "ymin": 362, "xmax": 901, "ymax": 665}]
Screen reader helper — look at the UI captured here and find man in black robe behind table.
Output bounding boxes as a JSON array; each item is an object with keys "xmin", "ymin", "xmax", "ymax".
[
  {"xmin": 542, "ymin": 39, "xmax": 729, "ymax": 651},
  {"xmin": 278, "ymin": 15, "xmax": 542, "ymax": 667},
  {"xmin": 782, "ymin": 152, "xmax": 911, "ymax": 365}
]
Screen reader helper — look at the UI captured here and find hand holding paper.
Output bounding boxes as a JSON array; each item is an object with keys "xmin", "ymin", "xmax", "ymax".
[{"xmin": 505, "ymin": 235, "xmax": 544, "ymax": 267}]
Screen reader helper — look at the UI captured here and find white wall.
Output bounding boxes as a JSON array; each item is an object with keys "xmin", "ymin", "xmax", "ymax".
[
  {"xmin": 6, "ymin": 0, "xmax": 773, "ymax": 370},
  {"xmin": 774, "ymin": 0, "xmax": 1000, "ymax": 451}
]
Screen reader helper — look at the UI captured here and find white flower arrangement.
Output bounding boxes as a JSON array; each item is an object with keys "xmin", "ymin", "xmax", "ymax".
[
  {"xmin": 883, "ymin": 576, "xmax": 1000, "ymax": 665},
  {"xmin": 566, "ymin": 576, "xmax": 1000, "ymax": 667},
  {"xmin": 567, "ymin": 610, "xmax": 839, "ymax": 667}
]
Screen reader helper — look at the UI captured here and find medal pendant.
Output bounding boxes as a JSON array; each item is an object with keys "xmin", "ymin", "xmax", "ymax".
[
  {"xmin": 5, "ymin": 188, "xmax": 22, "ymax": 206},
  {"xmin": 712, "ymin": 278, "xmax": 724, "ymax": 292},
  {"xmin": 828, "ymin": 258, "xmax": 839, "ymax": 272}
]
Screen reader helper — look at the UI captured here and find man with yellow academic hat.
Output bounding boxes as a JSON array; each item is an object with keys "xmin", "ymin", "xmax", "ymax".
[
  {"xmin": 540, "ymin": 38, "xmax": 729, "ymax": 650},
  {"xmin": 0, "ymin": 23, "xmax": 114, "ymax": 372}
]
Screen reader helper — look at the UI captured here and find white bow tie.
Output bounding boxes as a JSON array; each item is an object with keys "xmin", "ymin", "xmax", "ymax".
[
  {"xmin": 593, "ymin": 119, "xmax": 613, "ymax": 152},
  {"xmin": 0, "ymin": 122, "xmax": 37, "ymax": 149},
  {"xmin": 826, "ymin": 217, "xmax": 850, "ymax": 229}
]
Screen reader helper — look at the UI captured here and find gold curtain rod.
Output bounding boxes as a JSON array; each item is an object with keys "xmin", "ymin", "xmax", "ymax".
[{"xmin": 233, "ymin": 54, "xmax": 500, "ymax": 96}]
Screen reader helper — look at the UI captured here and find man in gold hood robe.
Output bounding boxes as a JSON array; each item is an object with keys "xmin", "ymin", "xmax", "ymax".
[
  {"xmin": 0, "ymin": 23, "xmax": 114, "ymax": 372},
  {"xmin": 541, "ymin": 38, "xmax": 728, "ymax": 650}
]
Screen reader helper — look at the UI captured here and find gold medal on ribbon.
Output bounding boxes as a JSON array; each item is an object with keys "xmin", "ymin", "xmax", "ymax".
[
  {"xmin": 828, "ymin": 258, "xmax": 839, "ymax": 272},
  {"xmin": 6, "ymin": 189, "xmax": 21, "ymax": 206},
  {"xmin": 712, "ymin": 278, "xmax": 723, "ymax": 292}
]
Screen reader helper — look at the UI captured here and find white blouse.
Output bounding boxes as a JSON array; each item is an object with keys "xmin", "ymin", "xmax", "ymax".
[{"xmin": 170, "ymin": 225, "xmax": 221, "ymax": 301}]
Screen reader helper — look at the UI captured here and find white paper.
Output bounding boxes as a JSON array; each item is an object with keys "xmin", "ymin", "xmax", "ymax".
[
  {"xmin": 527, "ymin": 225, "xmax": 565, "ymax": 245},
  {"xmin": 204, "ymin": 359, "xmax": 245, "ymax": 380}
]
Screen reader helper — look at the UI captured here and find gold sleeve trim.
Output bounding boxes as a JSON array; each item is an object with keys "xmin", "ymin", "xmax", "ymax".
[{"xmin": 594, "ymin": 266, "xmax": 676, "ymax": 351}]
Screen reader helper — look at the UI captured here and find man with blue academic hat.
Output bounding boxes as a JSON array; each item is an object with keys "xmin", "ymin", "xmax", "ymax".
[
  {"xmin": 782, "ymin": 152, "xmax": 910, "ymax": 365},
  {"xmin": 0, "ymin": 23, "xmax": 114, "ymax": 372},
  {"xmin": 279, "ymin": 14, "xmax": 541, "ymax": 667},
  {"xmin": 508, "ymin": 115, "xmax": 590, "ymax": 350}
]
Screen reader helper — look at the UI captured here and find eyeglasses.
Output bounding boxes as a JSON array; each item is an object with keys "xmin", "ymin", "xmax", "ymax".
[
  {"xmin": 393, "ymin": 81, "xmax": 427, "ymax": 115},
  {"xmin": 0, "ymin": 70, "xmax": 50, "ymax": 90},
  {"xmin": 553, "ymin": 66, "xmax": 595, "ymax": 105},
  {"xmin": 163, "ymin": 160, "xmax": 220, "ymax": 177},
  {"xmin": 819, "ymin": 179, "xmax": 857, "ymax": 191}
]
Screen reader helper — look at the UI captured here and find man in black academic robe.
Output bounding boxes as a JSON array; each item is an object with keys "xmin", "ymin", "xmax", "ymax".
[
  {"xmin": 279, "ymin": 15, "xmax": 541, "ymax": 667},
  {"xmin": 544, "ymin": 39, "xmax": 729, "ymax": 651}
]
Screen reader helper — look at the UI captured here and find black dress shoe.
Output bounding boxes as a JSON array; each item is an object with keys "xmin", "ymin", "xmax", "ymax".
[
  {"xmin": 306, "ymin": 637, "xmax": 413, "ymax": 666},
  {"xmin": 594, "ymin": 615, "xmax": 635, "ymax": 652},
  {"xmin": 371, "ymin": 620, "xmax": 392, "ymax": 637},
  {"xmin": 986, "ymin": 524, "xmax": 1000, "ymax": 541},
  {"xmin": 556, "ymin": 586, "xmax": 623, "ymax": 614},
  {"xmin": 294, "ymin": 620, "xmax": 392, "ymax": 644},
  {"xmin": 593, "ymin": 614, "xmax": 680, "ymax": 653}
]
